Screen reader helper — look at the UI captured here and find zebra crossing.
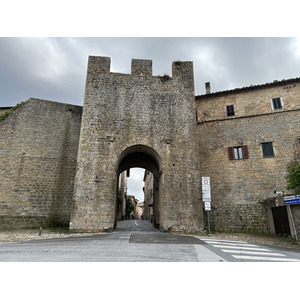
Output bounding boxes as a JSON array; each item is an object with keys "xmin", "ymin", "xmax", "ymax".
[{"xmin": 200, "ymin": 238, "xmax": 300, "ymax": 262}]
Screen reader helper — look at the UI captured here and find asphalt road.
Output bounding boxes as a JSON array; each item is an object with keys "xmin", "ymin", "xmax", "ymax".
[{"xmin": 1, "ymin": 220, "xmax": 300, "ymax": 262}]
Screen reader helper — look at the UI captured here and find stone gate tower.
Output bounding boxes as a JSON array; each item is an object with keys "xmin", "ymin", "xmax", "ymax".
[{"xmin": 69, "ymin": 56, "xmax": 204, "ymax": 233}]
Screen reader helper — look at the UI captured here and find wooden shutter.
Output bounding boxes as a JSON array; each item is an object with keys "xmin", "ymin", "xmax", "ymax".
[
  {"xmin": 228, "ymin": 147, "xmax": 234, "ymax": 160},
  {"xmin": 242, "ymin": 145, "xmax": 249, "ymax": 159}
]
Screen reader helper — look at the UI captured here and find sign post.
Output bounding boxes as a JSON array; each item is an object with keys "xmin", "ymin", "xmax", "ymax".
[
  {"xmin": 284, "ymin": 195, "xmax": 300, "ymax": 241},
  {"xmin": 202, "ymin": 177, "xmax": 211, "ymax": 235}
]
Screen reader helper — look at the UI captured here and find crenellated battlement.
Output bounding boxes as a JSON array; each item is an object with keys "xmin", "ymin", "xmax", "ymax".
[
  {"xmin": 86, "ymin": 56, "xmax": 194, "ymax": 84},
  {"xmin": 88, "ymin": 56, "xmax": 111, "ymax": 74},
  {"xmin": 131, "ymin": 59, "xmax": 152, "ymax": 76}
]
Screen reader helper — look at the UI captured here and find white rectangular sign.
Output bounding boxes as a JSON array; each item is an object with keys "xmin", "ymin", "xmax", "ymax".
[
  {"xmin": 202, "ymin": 177, "xmax": 211, "ymax": 201},
  {"xmin": 204, "ymin": 201, "xmax": 211, "ymax": 211},
  {"xmin": 202, "ymin": 190, "xmax": 211, "ymax": 200},
  {"xmin": 202, "ymin": 177, "xmax": 211, "ymax": 190}
]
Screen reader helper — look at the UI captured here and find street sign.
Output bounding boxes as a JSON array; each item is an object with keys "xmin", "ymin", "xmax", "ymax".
[
  {"xmin": 204, "ymin": 201, "xmax": 211, "ymax": 211},
  {"xmin": 202, "ymin": 177, "xmax": 211, "ymax": 201},
  {"xmin": 284, "ymin": 195, "xmax": 300, "ymax": 205},
  {"xmin": 202, "ymin": 177, "xmax": 212, "ymax": 234},
  {"xmin": 202, "ymin": 177, "xmax": 210, "ymax": 190},
  {"xmin": 202, "ymin": 190, "xmax": 211, "ymax": 200}
]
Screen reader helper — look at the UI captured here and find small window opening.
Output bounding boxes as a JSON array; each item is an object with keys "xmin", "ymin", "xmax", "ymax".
[
  {"xmin": 233, "ymin": 147, "xmax": 243, "ymax": 159},
  {"xmin": 262, "ymin": 142, "xmax": 274, "ymax": 158},
  {"xmin": 228, "ymin": 145, "xmax": 249, "ymax": 160},
  {"xmin": 272, "ymin": 97, "xmax": 282, "ymax": 110},
  {"xmin": 226, "ymin": 105, "xmax": 235, "ymax": 116}
]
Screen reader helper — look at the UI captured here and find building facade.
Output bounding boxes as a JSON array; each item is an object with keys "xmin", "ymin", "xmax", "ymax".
[
  {"xmin": 0, "ymin": 56, "xmax": 299, "ymax": 236},
  {"xmin": 196, "ymin": 79, "xmax": 300, "ymax": 235}
]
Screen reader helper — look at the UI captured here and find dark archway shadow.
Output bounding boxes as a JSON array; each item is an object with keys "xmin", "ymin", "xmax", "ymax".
[{"xmin": 116, "ymin": 145, "xmax": 161, "ymax": 231}]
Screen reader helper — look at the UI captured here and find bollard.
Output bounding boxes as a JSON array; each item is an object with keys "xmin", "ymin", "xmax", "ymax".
[{"xmin": 39, "ymin": 227, "xmax": 42, "ymax": 236}]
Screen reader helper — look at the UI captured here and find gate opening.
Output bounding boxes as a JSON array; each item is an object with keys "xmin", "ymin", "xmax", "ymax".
[{"xmin": 115, "ymin": 145, "xmax": 161, "ymax": 230}]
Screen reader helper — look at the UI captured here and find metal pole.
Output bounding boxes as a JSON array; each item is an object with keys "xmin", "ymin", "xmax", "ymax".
[
  {"xmin": 207, "ymin": 211, "xmax": 210, "ymax": 235},
  {"xmin": 287, "ymin": 205, "xmax": 298, "ymax": 241}
]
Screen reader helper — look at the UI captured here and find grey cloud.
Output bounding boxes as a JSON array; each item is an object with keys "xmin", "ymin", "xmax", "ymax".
[{"xmin": 1, "ymin": 37, "xmax": 300, "ymax": 107}]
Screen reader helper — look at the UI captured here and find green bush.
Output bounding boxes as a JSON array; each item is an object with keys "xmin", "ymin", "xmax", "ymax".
[
  {"xmin": 0, "ymin": 101, "xmax": 24, "ymax": 122},
  {"xmin": 286, "ymin": 162, "xmax": 300, "ymax": 193}
]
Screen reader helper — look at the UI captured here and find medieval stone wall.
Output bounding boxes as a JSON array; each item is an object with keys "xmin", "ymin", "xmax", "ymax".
[
  {"xmin": 197, "ymin": 82, "xmax": 300, "ymax": 233},
  {"xmin": 70, "ymin": 56, "xmax": 203, "ymax": 233},
  {"xmin": 0, "ymin": 98, "xmax": 82, "ymax": 229}
]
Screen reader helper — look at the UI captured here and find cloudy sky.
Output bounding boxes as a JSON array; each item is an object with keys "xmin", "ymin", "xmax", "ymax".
[{"xmin": 1, "ymin": 37, "xmax": 300, "ymax": 108}]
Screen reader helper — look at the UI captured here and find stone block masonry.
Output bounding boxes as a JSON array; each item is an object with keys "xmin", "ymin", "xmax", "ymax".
[
  {"xmin": 70, "ymin": 56, "xmax": 204, "ymax": 233},
  {"xmin": 0, "ymin": 99, "xmax": 82, "ymax": 229},
  {"xmin": 1, "ymin": 55, "xmax": 299, "ymax": 236},
  {"xmin": 197, "ymin": 84, "xmax": 300, "ymax": 233}
]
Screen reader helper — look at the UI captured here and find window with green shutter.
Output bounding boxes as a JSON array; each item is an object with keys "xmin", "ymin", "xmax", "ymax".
[{"xmin": 261, "ymin": 142, "xmax": 274, "ymax": 158}]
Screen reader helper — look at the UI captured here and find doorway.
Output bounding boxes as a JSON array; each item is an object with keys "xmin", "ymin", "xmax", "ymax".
[
  {"xmin": 272, "ymin": 206, "xmax": 291, "ymax": 236},
  {"xmin": 116, "ymin": 145, "xmax": 161, "ymax": 230}
]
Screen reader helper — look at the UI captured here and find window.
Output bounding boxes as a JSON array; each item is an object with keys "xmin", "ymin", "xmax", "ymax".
[
  {"xmin": 272, "ymin": 97, "xmax": 282, "ymax": 110},
  {"xmin": 228, "ymin": 145, "xmax": 249, "ymax": 160},
  {"xmin": 262, "ymin": 142, "xmax": 274, "ymax": 158},
  {"xmin": 226, "ymin": 105, "xmax": 235, "ymax": 116}
]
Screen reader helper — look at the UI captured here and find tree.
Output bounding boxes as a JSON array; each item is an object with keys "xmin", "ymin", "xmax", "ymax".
[
  {"xmin": 126, "ymin": 197, "xmax": 135, "ymax": 218},
  {"xmin": 286, "ymin": 162, "xmax": 300, "ymax": 193}
]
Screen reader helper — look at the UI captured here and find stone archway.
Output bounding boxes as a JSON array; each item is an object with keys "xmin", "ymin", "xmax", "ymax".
[{"xmin": 116, "ymin": 145, "xmax": 161, "ymax": 228}]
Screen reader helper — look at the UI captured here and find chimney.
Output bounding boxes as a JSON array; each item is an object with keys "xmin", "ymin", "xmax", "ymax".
[{"xmin": 205, "ymin": 82, "xmax": 211, "ymax": 94}]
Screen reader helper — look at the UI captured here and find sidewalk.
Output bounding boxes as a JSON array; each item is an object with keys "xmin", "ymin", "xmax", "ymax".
[
  {"xmin": 0, "ymin": 228, "xmax": 105, "ymax": 243},
  {"xmin": 0, "ymin": 227, "xmax": 300, "ymax": 250}
]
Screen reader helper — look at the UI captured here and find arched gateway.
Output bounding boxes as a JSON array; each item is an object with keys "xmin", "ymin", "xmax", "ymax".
[
  {"xmin": 117, "ymin": 145, "xmax": 161, "ymax": 227},
  {"xmin": 69, "ymin": 56, "xmax": 204, "ymax": 233}
]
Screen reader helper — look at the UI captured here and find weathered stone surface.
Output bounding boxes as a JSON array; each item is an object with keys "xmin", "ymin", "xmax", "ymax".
[
  {"xmin": 0, "ymin": 99, "xmax": 82, "ymax": 229},
  {"xmin": 196, "ymin": 81, "xmax": 300, "ymax": 233},
  {"xmin": 1, "ymin": 56, "xmax": 300, "ymax": 237},
  {"xmin": 69, "ymin": 56, "xmax": 203, "ymax": 233}
]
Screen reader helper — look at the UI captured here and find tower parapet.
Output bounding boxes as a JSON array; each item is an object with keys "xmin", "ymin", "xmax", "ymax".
[
  {"xmin": 172, "ymin": 61, "xmax": 194, "ymax": 89},
  {"xmin": 131, "ymin": 59, "xmax": 152, "ymax": 76},
  {"xmin": 86, "ymin": 56, "xmax": 111, "ymax": 82}
]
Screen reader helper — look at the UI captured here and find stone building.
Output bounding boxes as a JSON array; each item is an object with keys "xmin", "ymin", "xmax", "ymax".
[
  {"xmin": 117, "ymin": 171, "xmax": 127, "ymax": 221},
  {"xmin": 0, "ymin": 55, "xmax": 300, "ymax": 237},
  {"xmin": 143, "ymin": 170, "xmax": 154, "ymax": 221},
  {"xmin": 196, "ymin": 79, "xmax": 300, "ymax": 236}
]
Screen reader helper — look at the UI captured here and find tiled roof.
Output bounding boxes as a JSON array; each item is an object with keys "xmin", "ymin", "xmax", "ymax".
[{"xmin": 196, "ymin": 77, "xmax": 300, "ymax": 100}]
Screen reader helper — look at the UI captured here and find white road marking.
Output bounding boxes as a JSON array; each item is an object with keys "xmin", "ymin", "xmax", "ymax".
[
  {"xmin": 201, "ymin": 238, "xmax": 248, "ymax": 244},
  {"xmin": 212, "ymin": 245, "xmax": 271, "ymax": 251},
  {"xmin": 221, "ymin": 249, "xmax": 285, "ymax": 256},
  {"xmin": 232, "ymin": 255, "xmax": 300, "ymax": 262},
  {"xmin": 204, "ymin": 241, "xmax": 258, "ymax": 247}
]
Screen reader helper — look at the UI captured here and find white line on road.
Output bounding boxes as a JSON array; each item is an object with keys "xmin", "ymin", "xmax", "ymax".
[
  {"xmin": 212, "ymin": 245, "xmax": 271, "ymax": 251},
  {"xmin": 232, "ymin": 255, "xmax": 300, "ymax": 262},
  {"xmin": 200, "ymin": 238, "xmax": 248, "ymax": 244},
  {"xmin": 204, "ymin": 241, "xmax": 258, "ymax": 247},
  {"xmin": 221, "ymin": 249, "xmax": 286, "ymax": 256}
]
